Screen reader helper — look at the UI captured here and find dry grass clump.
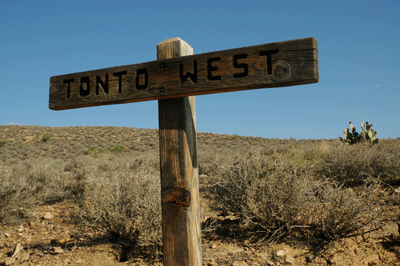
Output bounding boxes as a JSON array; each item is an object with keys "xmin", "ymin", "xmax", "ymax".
[
  {"xmin": 0, "ymin": 158, "xmax": 78, "ymax": 223},
  {"xmin": 315, "ymin": 139, "xmax": 400, "ymax": 185},
  {"xmin": 208, "ymin": 150, "xmax": 317, "ymax": 242},
  {"xmin": 205, "ymin": 143, "xmax": 383, "ymax": 246},
  {"xmin": 311, "ymin": 183, "xmax": 381, "ymax": 243},
  {"xmin": 0, "ymin": 164, "xmax": 30, "ymax": 222},
  {"xmin": 0, "ymin": 150, "xmax": 162, "ymax": 255},
  {"xmin": 77, "ymin": 154, "xmax": 162, "ymax": 255}
]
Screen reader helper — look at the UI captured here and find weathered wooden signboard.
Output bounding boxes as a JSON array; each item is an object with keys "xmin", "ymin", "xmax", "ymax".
[
  {"xmin": 49, "ymin": 37, "xmax": 318, "ymax": 266},
  {"xmin": 49, "ymin": 37, "xmax": 318, "ymax": 110}
]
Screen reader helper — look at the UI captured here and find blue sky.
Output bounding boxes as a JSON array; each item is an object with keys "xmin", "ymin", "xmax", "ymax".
[{"xmin": 1, "ymin": 0, "xmax": 399, "ymax": 139}]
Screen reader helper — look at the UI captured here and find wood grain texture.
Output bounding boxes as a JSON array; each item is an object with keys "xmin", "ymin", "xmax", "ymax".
[
  {"xmin": 158, "ymin": 38, "xmax": 202, "ymax": 266},
  {"xmin": 49, "ymin": 37, "xmax": 318, "ymax": 110}
]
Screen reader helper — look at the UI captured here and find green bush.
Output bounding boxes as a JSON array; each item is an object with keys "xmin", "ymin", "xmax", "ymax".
[
  {"xmin": 42, "ymin": 133, "xmax": 52, "ymax": 142},
  {"xmin": 0, "ymin": 140, "xmax": 6, "ymax": 147},
  {"xmin": 112, "ymin": 144, "xmax": 125, "ymax": 153},
  {"xmin": 83, "ymin": 147, "xmax": 96, "ymax": 155}
]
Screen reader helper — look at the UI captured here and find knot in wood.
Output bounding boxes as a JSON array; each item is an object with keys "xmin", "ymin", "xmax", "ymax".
[
  {"xmin": 162, "ymin": 188, "xmax": 191, "ymax": 208},
  {"xmin": 272, "ymin": 60, "xmax": 290, "ymax": 81},
  {"xmin": 274, "ymin": 65, "xmax": 287, "ymax": 77}
]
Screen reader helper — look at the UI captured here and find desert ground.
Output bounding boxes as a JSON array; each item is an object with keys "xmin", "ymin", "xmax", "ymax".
[{"xmin": 1, "ymin": 125, "xmax": 399, "ymax": 265}]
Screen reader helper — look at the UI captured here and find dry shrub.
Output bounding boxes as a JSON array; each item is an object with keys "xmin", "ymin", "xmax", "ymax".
[
  {"xmin": 0, "ymin": 151, "xmax": 163, "ymax": 255},
  {"xmin": 311, "ymin": 183, "xmax": 381, "ymax": 243},
  {"xmin": 0, "ymin": 164, "xmax": 31, "ymax": 222},
  {"xmin": 26, "ymin": 159, "xmax": 75, "ymax": 203},
  {"xmin": 208, "ymin": 150, "xmax": 317, "ymax": 242},
  {"xmin": 0, "ymin": 158, "xmax": 75, "ymax": 222},
  {"xmin": 207, "ymin": 148, "xmax": 381, "ymax": 246},
  {"xmin": 315, "ymin": 139, "xmax": 400, "ymax": 186},
  {"xmin": 77, "ymin": 154, "xmax": 162, "ymax": 255}
]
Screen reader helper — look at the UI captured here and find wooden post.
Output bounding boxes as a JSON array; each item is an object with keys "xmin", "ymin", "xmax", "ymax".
[{"xmin": 157, "ymin": 38, "xmax": 202, "ymax": 265}]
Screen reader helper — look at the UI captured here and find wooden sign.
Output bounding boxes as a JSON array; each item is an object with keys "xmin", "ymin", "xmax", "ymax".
[
  {"xmin": 49, "ymin": 37, "xmax": 318, "ymax": 110},
  {"xmin": 49, "ymin": 37, "xmax": 319, "ymax": 266}
]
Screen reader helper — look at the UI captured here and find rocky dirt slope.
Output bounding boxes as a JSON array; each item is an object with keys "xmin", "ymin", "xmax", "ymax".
[
  {"xmin": 1, "ymin": 191, "xmax": 400, "ymax": 265},
  {"xmin": 1, "ymin": 125, "xmax": 400, "ymax": 265}
]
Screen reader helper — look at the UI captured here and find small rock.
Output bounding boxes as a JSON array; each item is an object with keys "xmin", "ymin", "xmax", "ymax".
[
  {"xmin": 2, "ymin": 257, "xmax": 16, "ymax": 266},
  {"xmin": 285, "ymin": 255, "xmax": 294, "ymax": 264},
  {"xmin": 4, "ymin": 232, "xmax": 11, "ymax": 238},
  {"xmin": 48, "ymin": 246, "xmax": 63, "ymax": 254},
  {"xmin": 244, "ymin": 240, "xmax": 251, "ymax": 246},
  {"xmin": 43, "ymin": 212, "xmax": 53, "ymax": 220},
  {"xmin": 50, "ymin": 237, "xmax": 69, "ymax": 246},
  {"xmin": 12, "ymin": 243, "xmax": 22, "ymax": 258},
  {"xmin": 276, "ymin": 249, "xmax": 286, "ymax": 257},
  {"xmin": 259, "ymin": 253, "xmax": 269, "ymax": 260},
  {"xmin": 18, "ymin": 251, "xmax": 30, "ymax": 262},
  {"xmin": 314, "ymin": 257, "xmax": 327, "ymax": 264}
]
